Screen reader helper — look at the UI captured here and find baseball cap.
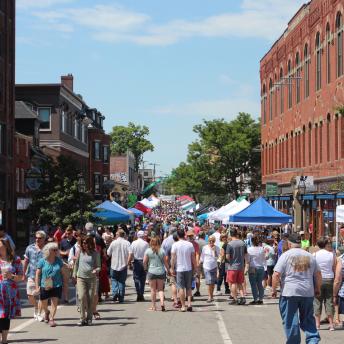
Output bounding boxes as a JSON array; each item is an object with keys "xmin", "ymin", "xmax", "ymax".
[
  {"xmin": 288, "ymin": 233, "xmax": 301, "ymax": 244},
  {"xmin": 137, "ymin": 230, "xmax": 145, "ymax": 238}
]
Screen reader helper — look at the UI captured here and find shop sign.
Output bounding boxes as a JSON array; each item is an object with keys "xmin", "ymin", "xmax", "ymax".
[{"xmin": 266, "ymin": 182, "xmax": 278, "ymax": 196}]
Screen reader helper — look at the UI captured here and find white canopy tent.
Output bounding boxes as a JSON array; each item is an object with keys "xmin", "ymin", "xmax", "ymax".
[
  {"xmin": 335, "ymin": 205, "xmax": 344, "ymax": 250},
  {"xmin": 222, "ymin": 200, "xmax": 250, "ymax": 225},
  {"xmin": 208, "ymin": 200, "xmax": 238, "ymax": 222}
]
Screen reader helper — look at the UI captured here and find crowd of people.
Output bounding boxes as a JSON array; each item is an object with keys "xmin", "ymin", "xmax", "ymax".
[{"xmin": 0, "ymin": 200, "xmax": 343, "ymax": 343}]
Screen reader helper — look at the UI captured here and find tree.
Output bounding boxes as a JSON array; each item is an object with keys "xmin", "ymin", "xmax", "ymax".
[
  {"xmin": 28, "ymin": 156, "xmax": 95, "ymax": 226},
  {"xmin": 109, "ymin": 122, "xmax": 154, "ymax": 172},
  {"xmin": 168, "ymin": 113, "xmax": 261, "ymax": 199}
]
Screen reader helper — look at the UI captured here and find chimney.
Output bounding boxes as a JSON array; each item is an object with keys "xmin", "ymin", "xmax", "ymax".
[{"xmin": 61, "ymin": 74, "xmax": 74, "ymax": 91}]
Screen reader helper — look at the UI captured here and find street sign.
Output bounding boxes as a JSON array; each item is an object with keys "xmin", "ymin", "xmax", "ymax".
[{"xmin": 266, "ymin": 182, "xmax": 278, "ymax": 196}]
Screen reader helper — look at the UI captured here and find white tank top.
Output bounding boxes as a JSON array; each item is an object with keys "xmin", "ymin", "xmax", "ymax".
[{"xmin": 314, "ymin": 249, "xmax": 334, "ymax": 279}]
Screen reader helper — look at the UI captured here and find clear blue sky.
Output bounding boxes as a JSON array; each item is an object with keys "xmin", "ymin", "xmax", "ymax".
[{"xmin": 16, "ymin": 0, "xmax": 305, "ymax": 176}]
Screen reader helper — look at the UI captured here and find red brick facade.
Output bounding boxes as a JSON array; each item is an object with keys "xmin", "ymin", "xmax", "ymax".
[
  {"xmin": 260, "ymin": 0, "xmax": 344, "ymax": 189},
  {"xmin": 88, "ymin": 128, "xmax": 110, "ymax": 200},
  {"xmin": 0, "ymin": 1, "xmax": 15, "ymax": 233}
]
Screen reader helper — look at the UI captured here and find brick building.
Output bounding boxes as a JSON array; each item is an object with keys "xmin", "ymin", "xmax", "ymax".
[
  {"xmin": 14, "ymin": 101, "xmax": 45, "ymax": 242},
  {"xmin": 260, "ymin": 0, "xmax": 344, "ymax": 240},
  {"xmin": 0, "ymin": 1, "xmax": 15, "ymax": 233},
  {"xmin": 88, "ymin": 112, "xmax": 110, "ymax": 202},
  {"xmin": 110, "ymin": 152, "xmax": 141, "ymax": 205},
  {"xmin": 16, "ymin": 75, "xmax": 91, "ymax": 181}
]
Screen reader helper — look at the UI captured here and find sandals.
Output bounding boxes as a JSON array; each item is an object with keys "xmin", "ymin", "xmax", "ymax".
[
  {"xmin": 49, "ymin": 319, "xmax": 56, "ymax": 327},
  {"xmin": 93, "ymin": 312, "xmax": 101, "ymax": 320},
  {"xmin": 44, "ymin": 310, "xmax": 50, "ymax": 323},
  {"xmin": 147, "ymin": 307, "xmax": 157, "ymax": 311}
]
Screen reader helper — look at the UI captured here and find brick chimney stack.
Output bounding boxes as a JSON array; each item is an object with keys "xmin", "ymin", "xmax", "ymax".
[{"xmin": 61, "ymin": 74, "xmax": 74, "ymax": 91}]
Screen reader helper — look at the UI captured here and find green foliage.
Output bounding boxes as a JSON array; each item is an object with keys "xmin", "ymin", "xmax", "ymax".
[
  {"xmin": 29, "ymin": 156, "xmax": 95, "ymax": 226},
  {"xmin": 168, "ymin": 113, "xmax": 261, "ymax": 199},
  {"xmin": 109, "ymin": 122, "xmax": 154, "ymax": 172}
]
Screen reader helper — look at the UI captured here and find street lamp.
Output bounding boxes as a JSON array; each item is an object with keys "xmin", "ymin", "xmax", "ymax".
[
  {"xmin": 297, "ymin": 176, "xmax": 307, "ymax": 232},
  {"xmin": 77, "ymin": 173, "xmax": 86, "ymax": 227}
]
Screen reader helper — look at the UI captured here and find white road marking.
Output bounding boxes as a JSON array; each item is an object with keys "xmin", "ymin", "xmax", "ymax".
[
  {"xmin": 9, "ymin": 297, "xmax": 76, "ymax": 337},
  {"xmin": 215, "ymin": 300, "xmax": 233, "ymax": 344}
]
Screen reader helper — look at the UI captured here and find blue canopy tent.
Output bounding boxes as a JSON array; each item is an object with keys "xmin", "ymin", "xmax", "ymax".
[
  {"xmin": 229, "ymin": 197, "xmax": 293, "ymax": 225},
  {"xmin": 95, "ymin": 201, "xmax": 132, "ymax": 216},
  {"xmin": 128, "ymin": 207, "xmax": 144, "ymax": 217},
  {"xmin": 93, "ymin": 211, "xmax": 131, "ymax": 225},
  {"xmin": 197, "ymin": 213, "xmax": 209, "ymax": 221},
  {"xmin": 93, "ymin": 201, "xmax": 134, "ymax": 224}
]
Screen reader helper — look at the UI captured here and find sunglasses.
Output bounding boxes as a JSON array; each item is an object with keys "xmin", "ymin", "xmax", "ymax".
[{"xmin": 52, "ymin": 249, "xmax": 59, "ymax": 252}]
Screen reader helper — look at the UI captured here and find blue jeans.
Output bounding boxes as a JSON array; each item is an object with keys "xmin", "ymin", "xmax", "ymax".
[
  {"xmin": 133, "ymin": 260, "xmax": 146, "ymax": 296},
  {"xmin": 279, "ymin": 296, "xmax": 320, "ymax": 344},
  {"xmin": 248, "ymin": 267, "xmax": 265, "ymax": 301},
  {"xmin": 110, "ymin": 268, "xmax": 128, "ymax": 302}
]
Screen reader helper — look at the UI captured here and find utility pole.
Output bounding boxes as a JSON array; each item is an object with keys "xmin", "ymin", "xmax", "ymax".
[
  {"xmin": 141, "ymin": 160, "xmax": 148, "ymax": 191},
  {"xmin": 149, "ymin": 163, "xmax": 160, "ymax": 182}
]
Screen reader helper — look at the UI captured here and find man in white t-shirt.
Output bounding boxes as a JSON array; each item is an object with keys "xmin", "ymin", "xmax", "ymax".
[
  {"xmin": 128, "ymin": 231, "xmax": 149, "ymax": 302},
  {"xmin": 272, "ymin": 233, "xmax": 321, "ymax": 344},
  {"xmin": 171, "ymin": 229, "xmax": 196, "ymax": 312},
  {"xmin": 213, "ymin": 225, "xmax": 222, "ymax": 248}
]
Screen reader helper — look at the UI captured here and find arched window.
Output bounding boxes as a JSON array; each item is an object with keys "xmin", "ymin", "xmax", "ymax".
[
  {"xmin": 296, "ymin": 52, "xmax": 301, "ymax": 103},
  {"xmin": 308, "ymin": 122, "xmax": 312, "ymax": 166},
  {"xmin": 327, "ymin": 114, "xmax": 331, "ymax": 162},
  {"xmin": 326, "ymin": 23, "xmax": 331, "ymax": 83},
  {"xmin": 269, "ymin": 79, "xmax": 273, "ymax": 120},
  {"xmin": 262, "ymin": 84, "xmax": 267, "ymax": 124},
  {"xmin": 336, "ymin": 12, "xmax": 343, "ymax": 77},
  {"xmin": 316, "ymin": 32, "xmax": 322, "ymax": 90},
  {"xmin": 287, "ymin": 60, "xmax": 292, "ymax": 108},
  {"xmin": 304, "ymin": 44, "xmax": 310, "ymax": 98},
  {"xmin": 280, "ymin": 68, "xmax": 284, "ymax": 114}
]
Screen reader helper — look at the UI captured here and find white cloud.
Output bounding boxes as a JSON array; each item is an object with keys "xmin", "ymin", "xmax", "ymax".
[{"xmin": 28, "ymin": 0, "xmax": 306, "ymax": 45}]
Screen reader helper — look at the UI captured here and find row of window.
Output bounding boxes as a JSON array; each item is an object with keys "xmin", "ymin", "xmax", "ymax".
[
  {"xmin": 263, "ymin": 115, "xmax": 343, "ymax": 175},
  {"xmin": 61, "ymin": 111, "xmax": 87, "ymax": 143},
  {"xmin": 262, "ymin": 12, "xmax": 344, "ymax": 124},
  {"xmin": 38, "ymin": 107, "xmax": 88, "ymax": 144},
  {"xmin": 93, "ymin": 141, "xmax": 110, "ymax": 163},
  {"xmin": 93, "ymin": 174, "xmax": 109, "ymax": 195}
]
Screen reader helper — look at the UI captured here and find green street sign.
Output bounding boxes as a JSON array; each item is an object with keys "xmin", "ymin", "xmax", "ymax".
[{"xmin": 266, "ymin": 182, "xmax": 278, "ymax": 196}]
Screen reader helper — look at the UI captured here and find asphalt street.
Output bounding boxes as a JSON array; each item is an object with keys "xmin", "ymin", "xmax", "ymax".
[{"xmin": 8, "ymin": 276, "xmax": 344, "ymax": 344}]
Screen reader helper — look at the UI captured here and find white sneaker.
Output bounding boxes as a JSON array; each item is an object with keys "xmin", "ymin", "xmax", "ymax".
[
  {"xmin": 215, "ymin": 291, "xmax": 222, "ymax": 296},
  {"xmin": 36, "ymin": 314, "xmax": 44, "ymax": 322}
]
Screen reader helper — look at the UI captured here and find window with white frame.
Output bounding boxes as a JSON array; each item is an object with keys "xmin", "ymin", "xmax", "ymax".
[
  {"xmin": 103, "ymin": 145, "xmax": 109, "ymax": 163},
  {"xmin": 94, "ymin": 141, "xmax": 100, "ymax": 160},
  {"xmin": 74, "ymin": 119, "xmax": 80, "ymax": 139},
  {"xmin": 94, "ymin": 174, "xmax": 101, "ymax": 194},
  {"xmin": 38, "ymin": 107, "xmax": 51, "ymax": 130},
  {"xmin": 61, "ymin": 110, "xmax": 67, "ymax": 133}
]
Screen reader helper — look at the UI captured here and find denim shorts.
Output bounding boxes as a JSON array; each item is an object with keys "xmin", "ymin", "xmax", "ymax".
[
  {"xmin": 147, "ymin": 272, "xmax": 165, "ymax": 281},
  {"xmin": 204, "ymin": 268, "xmax": 217, "ymax": 285},
  {"xmin": 176, "ymin": 270, "xmax": 193, "ymax": 290},
  {"xmin": 338, "ymin": 296, "xmax": 344, "ymax": 315}
]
